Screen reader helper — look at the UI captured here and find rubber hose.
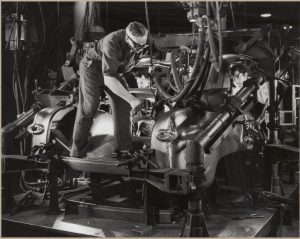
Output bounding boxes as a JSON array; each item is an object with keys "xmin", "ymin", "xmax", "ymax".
[
  {"xmin": 198, "ymin": 59, "xmax": 212, "ymax": 94},
  {"xmin": 190, "ymin": 46, "xmax": 211, "ymax": 94},
  {"xmin": 166, "ymin": 71, "xmax": 179, "ymax": 92},
  {"xmin": 188, "ymin": 42, "xmax": 210, "ymax": 95},
  {"xmin": 153, "ymin": 74, "xmax": 193, "ymax": 102},
  {"xmin": 170, "ymin": 48, "xmax": 183, "ymax": 91},
  {"xmin": 153, "ymin": 74, "xmax": 172, "ymax": 99},
  {"xmin": 205, "ymin": 2, "xmax": 223, "ymax": 73},
  {"xmin": 190, "ymin": 29, "xmax": 205, "ymax": 81},
  {"xmin": 155, "ymin": 29, "xmax": 206, "ymax": 101}
]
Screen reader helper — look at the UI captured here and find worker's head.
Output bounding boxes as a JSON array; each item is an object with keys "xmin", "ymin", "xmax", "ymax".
[{"xmin": 125, "ymin": 21, "xmax": 148, "ymax": 51}]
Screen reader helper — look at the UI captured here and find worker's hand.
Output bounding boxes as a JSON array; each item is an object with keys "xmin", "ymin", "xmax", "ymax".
[
  {"xmin": 130, "ymin": 98, "xmax": 143, "ymax": 110},
  {"xmin": 130, "ymin": 98, "xmax": 144, "ymax": 117},
  {"xmin": 69, "ymin": 37, "xmax": 78, "ymax": 46},
  {"xmin": 164, "ymin": 52, "xmax": 172, "ymax": 64}
]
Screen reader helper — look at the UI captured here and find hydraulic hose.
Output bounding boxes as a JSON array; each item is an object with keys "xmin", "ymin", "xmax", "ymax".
[
  {"xmin": 155, "ymin": 20, "xmax": 207, "ymax": 102},
  {"xmin": 204, "ymin": 2, "xmax": 223, "ymax": 73},
  {"xmin": 190, "ymin": 27, "xmax": 205, "ymax": 81},
  {"xmin": 166, "ymin": 70, "xmax": 179, "ymax": 92},
  {"xmin": 170, "ymin": 48, "xmax": 183, "ymax": 91},
  {"xmin": 145, "ymin": 2, "xmax": 153, "ymax": 67},
  {"xmin": 153, "ymin": 74, "xmax": 172, "ymax": 99},
  {"xmin": 153, "ymin": 74, "xmax": 194, "ymax": 103},
  {"xmin": 188, "ymin": 44, "xmax": 210, "ymax": 95}
]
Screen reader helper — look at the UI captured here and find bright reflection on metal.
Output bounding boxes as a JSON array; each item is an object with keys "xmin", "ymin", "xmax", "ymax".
[{"xmin": 260, "ymin": 13, "xmax": 271, "ymax": 18}]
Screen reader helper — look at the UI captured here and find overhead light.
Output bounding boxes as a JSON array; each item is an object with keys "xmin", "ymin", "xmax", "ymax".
[
  {"xmin": 283, "ymin": 25, "xmax": 293, "ymax": 31},
  {"xmin": 189, "ymin": 18, "xmax": 196, "ymax": 22},
  {"xmin": 260, "ymin": 13, "xmax": 271, "ymax": 18}
]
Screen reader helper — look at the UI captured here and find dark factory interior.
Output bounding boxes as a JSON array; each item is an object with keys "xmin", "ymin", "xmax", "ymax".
[{"xmin": 1, "ymin": 1, "xmax": 300, "ymax": 237}]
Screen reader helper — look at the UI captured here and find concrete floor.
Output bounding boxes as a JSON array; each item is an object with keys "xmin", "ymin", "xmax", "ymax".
[{"xmin": 282, "ymin": 220, "xmax": 300, "ymax": 237}]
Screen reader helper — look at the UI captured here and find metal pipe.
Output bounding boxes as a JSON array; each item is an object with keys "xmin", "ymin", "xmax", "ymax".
[
  {"xmin": 195, "ymin": 76, "xmax": 263, "ymax": 148},
  {"xmin": 2, "ymin": 104, "xmax": 43, "ymax": 134}
]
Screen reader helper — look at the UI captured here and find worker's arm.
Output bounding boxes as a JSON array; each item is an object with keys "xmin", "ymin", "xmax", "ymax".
[
  {"xmin": 101, "ymin": 36, "xmax": 142, "ymax": 109},
  {"xmin": 104, "ymin": 76, "xmax": 141, "ymax": 108}
]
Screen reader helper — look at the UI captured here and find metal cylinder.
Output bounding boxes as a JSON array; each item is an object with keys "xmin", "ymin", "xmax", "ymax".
[
  {"xmin": 2, "ymin": 104, "xmax": 42, "ymax": 134},
  {"xmin": 185, "ymin": 140, "xmax": 204, "ymax": 170},
  {"xmin": 167, "ymin": 141, "xmax": 177, "ymax": 168},
  {"xmin": 196, "ymin": 76, "xmax": 263, "ymax": 148},
  {"xmin": 196, "ymin": 111, "xmax": 231, "ymax": 147}
]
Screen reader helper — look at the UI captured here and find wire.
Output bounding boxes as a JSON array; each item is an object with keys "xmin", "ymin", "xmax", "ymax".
[
  {"xmin": 32, "ymin": 3, "xmax": 45, "ymax": 55},
  {"xmin": 230, "ymin": 2, "xmax": 236, "ymax": 31},
  {"xmin": 145, "ymin": 2, "xmax": 153, "ymax": 68},
  {"xmin": 205, "ymin": 2, "xmax": 223, "ymax": 73},
  {"xmin": 13, "ymin": 48, "xmax": 25, "ymax": 110},
  {"xmin": 5, "ymin": 16, "xmax": 16, "ymax": 50},
  {"xmin": 23, "ymin": 65, "xmax": 29, "ymax": 109}
]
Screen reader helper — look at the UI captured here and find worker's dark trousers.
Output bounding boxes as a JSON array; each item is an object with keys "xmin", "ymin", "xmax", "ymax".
[{"xmin": 70, "ymin": 56, "xmax": 132, "ymax": 157}]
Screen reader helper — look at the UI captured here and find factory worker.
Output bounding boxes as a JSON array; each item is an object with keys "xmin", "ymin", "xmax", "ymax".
[{"xmin": 70, "ymin": 21, "xmax": 163, "ymax": 159}]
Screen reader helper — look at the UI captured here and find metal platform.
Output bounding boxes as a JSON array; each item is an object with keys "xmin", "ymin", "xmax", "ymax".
[{"xmin": 2, "ymin": 200, "xmax": 280, "ymax": 237}]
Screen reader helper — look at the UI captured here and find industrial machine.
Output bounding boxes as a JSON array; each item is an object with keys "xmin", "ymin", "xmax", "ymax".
[{"xmin": 2, "ymin": 2, "xmax": 299, "ymax": 237}]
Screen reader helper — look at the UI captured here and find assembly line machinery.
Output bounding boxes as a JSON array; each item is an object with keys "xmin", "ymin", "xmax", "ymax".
[{"xmin": 2, "ymin": 2, "xmax": 299, "ymax": 237}]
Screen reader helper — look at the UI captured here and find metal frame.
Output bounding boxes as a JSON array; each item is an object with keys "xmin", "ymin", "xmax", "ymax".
[{"xmin": 292, "ymin": 85, "xmax": 300, "ymax": 125}]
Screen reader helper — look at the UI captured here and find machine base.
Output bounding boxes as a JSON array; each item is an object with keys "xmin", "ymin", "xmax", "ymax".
[{"xmin": 2, "ymin": 190, "xmax": 282, "ymax": 237}]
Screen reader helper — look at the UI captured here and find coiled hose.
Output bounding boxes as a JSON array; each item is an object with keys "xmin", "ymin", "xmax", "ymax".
[{"xmin": 154, "ymin": 26, "xmax": 207, "ymax": 102}]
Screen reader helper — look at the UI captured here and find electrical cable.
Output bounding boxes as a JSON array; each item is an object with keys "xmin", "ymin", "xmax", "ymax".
[
  {"xmin": 145, "ymin": 2, "xmax": 157, "ymax": 100},
  {"xmin": 189, "ymin": 45, "xmax": 211, "ymax": 95},
  {"xmin": 32, "ymin": 3, "xmax": 46, "ymax": 55},
  {"xmin": 204, "ymin": 2, "xmax": 223, "ymax": 73},
  {"xmin": 230, "ymin": 2, "xmax": 236, "ymax": 31},
  {"xmin": 170, "ymin": 49, "xmax": 183, "ymax": 90},
  {"xmin": 145, "ymin": 2, "xmax": 153, "ymax": 68},
  {"xmin": 23, "ymin": 65, "xmax": 29, "ymax": 110},
  {"xmin": 13, "ymin": 35, "xmax": 25, "ymax": 112},
  {"xmin": 5, "ymin": 16, "xmax": 16, "ymax": 50},
  {"xmin": 187, "ymin": 27, "xmax": 206, "ymax": 95},
  {"xmin": 215, "ymin": 1, "xmax": 223, "ymax": 72},
  {"xmin": 13, "ymin": 2, "xmax": 25, "ymax": 113},
  {"xmin": 166, "ymin": 69, "xmax": 179, "ymax": 92},
  {"xmin": 154, "ymin": 18, "xmax": 208, "ymax": 102}
]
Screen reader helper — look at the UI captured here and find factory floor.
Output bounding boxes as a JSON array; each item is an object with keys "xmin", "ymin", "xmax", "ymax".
[
  {"xmin": 282, "ymin": 220, "xmax": 300, "ymax": 237},
  {"xmin": 3, "ymin": 195, "xmax": 299, "ymax": 237}
]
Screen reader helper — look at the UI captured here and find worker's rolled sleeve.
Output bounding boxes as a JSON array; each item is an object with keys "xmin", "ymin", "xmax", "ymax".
[{"xmin": 102, "ymin": 40, "xmax": 120, "ymax": 78}]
